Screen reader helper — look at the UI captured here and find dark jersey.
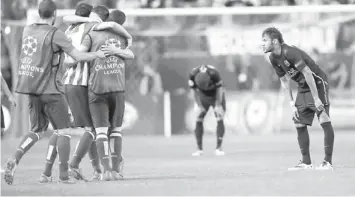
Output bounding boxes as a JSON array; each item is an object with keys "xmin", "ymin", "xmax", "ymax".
[
  {"xmin": 269, "ymin": 44, "xmax": 328, "ymax": 92},
  {"xmin": 188, "ymin": 65, "xmax": 223, "ymax": 97}
]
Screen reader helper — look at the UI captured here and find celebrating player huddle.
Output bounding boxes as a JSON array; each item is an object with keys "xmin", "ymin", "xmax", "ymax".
[
  {"xmin": 3, "ymin": 0, "xmax": 133, "ymax": 184},
  {"xmin": 2, "ymin": 0, "xmax": 337, "ymax": 187}
]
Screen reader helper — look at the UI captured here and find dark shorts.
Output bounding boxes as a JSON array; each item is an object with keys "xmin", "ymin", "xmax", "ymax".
[
  {"xmin": 64, "ymin": 85, "xmax": 93, "ymax": 127},
  {"xmin": 29, "ymin": 94, "xmax": 71, "ymax": 132},
  {"xmin": 294, "ymin": 82, "xmax": 330, "ymax": 126},
  {"xmin": 88, "ymin": 91, "xmax": 125, "ymax": 128},
  {"xmin": 1, "ymin": 107, "xmax": 4, "ymax": 129},
  {"xmin": 199, "ymin": 92, "xmax": 226, "ymax": 111}
]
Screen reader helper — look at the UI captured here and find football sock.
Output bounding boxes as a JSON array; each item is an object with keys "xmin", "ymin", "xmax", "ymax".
[
  {"xmin": 43, "ymin": 132, "xmax": 58, "ymax": 177},
  {"xmin": 194, "ymin": 121, "xmax": 204, "ymax": 150},
  {"xmin": 88, "ymin": 140, "xmax": 102, "ymax": 173},
  {"xmin": 14, "ymin": 132, "xmax": 40, "ymax": 164},
  {"xmin": 57, "ymin": 134, "xmax": 71, "ymax": 180},
  {"xmin": 96, "ymin": 128, "xmax": 111, "ymax": 172},
  {"xmin": 296, "ymin": 126, "xmax": 311, "ymax": 165},
  {"xmin": 70, "ymin": 129, "xmax": 94, "ymax": 169},
  {"xmin": 216, "ymin": 120, "xmax": 225, "ymax": 149},
  {"xmin": 109, "ymin": 130, "xmax": 122, "ymax": 172},
  {"xmin": 321, "ymin": 122, "xmax": 334, "ymax": 164}
]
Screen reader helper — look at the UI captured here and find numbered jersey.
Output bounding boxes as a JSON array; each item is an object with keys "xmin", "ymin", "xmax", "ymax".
[
  {"xmin": 269, "ymin": 44, "xmax": 328, "ymax": 92},
  {"xmin": 189, "ymin": 64, "xmax": 223, "ymax": 97}
]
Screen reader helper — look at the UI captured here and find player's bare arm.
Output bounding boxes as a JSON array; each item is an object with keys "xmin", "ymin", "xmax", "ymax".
[
  {"xmin": 300, "ymin": 66, "xmax": 324, "ymax": 111},
  {"xmin": 67, "ymin": 48, "xmax": 106, "ymax": 62},
  {"xmin": 280, "ymin": 75, "xmax": 299, "ymax": 121},
  {"xmin": 94, "ymin": 22, "xmax": 132, "ymax": 48},
  {"xmin": 62, "ymin": 15, "xmax": 92, "ymax": 24},
  {"xmin": 100, "ymin": 45, "xmax": 134, "ymax": 59},
  {"xmin": 1, "ymin": 74, "xmax": 16, "ymax": 107},
  {"xmin": 280, "ymin": 75, "xmax": 294, "ymax": 103}
]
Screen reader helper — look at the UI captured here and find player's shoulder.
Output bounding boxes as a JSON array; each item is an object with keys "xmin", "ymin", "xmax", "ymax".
[{"xmin": 283, "ymin": 44, "xmax": 302, "ymax": 57}]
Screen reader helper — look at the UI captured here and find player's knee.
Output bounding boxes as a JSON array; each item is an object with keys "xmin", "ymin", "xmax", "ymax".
[
  {"xmin": 30, "ymin": 131, "xmax": 44, "ymax": 140},
  {"xmin": 57, "ymin": 128, "xmax": 71, "ymax": 138},
  {"xmin": 110, "ymin": 127, "xmax": 122, "ymax": 138},
  {"xmin": 84, "ymin": 127, "xmax": 96, "ymax": 140},
  {"xmin": 319, "ymin": 111, "xmax": 331, "ymax": 124},
  {"xmin": 294, "ymin": 123, "xmax": 306, "ymax": 128},
  {"xmin": 96, "ymin": 127, "xmax": 108, "ymax": 139}
]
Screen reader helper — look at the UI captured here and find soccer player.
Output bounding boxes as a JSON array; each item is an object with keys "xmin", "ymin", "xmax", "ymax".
[
  {"xmin": 1, "ymin": 71, "xmax": 17, "ymax": 137},
  {"xmin": 79, "ymin": 9, "xmax": 134, "ymax": 181},
  {"xmin": 188, "ymin": 64, "xmax": 226, "ymax": 156},
  {"xmin": 59, "ymin": 7, "xmax": 133, "ymax": 182},
  {"xmin": 261, "ymin": 27, "xmax": 334, "ymax": 170},
  {"xmin": 3, "ymin": 0, "xmax": 105, "ymax": 185}
]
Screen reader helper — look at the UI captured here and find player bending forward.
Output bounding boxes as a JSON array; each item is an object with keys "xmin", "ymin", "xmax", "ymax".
[
  {"xmin": 189, "ymin": 64, "xmax": 226, "ymax": 156},
  {"xmin": 261, "ymin": 27, "xmax": 334, "ymax": 171}
]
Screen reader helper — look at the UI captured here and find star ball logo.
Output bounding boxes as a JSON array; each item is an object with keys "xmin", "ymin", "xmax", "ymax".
[{"xmin": 22, "ymin": 36, "xmax": 38, "ymax": 56}]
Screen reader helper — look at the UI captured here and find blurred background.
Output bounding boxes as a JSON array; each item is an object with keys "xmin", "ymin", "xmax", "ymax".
[{"xmin": 1, "ymin": 0, "xmax": 355, "ymax": 139}]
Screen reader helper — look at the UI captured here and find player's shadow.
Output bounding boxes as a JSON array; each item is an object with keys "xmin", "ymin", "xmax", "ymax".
[{"xmin": 122, "ymin": 175, "xmax": 197, "ymax": 181}]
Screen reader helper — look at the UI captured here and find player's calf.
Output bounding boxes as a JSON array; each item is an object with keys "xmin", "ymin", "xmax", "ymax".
[
  {"xmin": 96, "ymin": 127, "xmax": 112, "ymax": 172},
  {"xmin": 57, "ymin": 128, "xmax": 72, "ymax": 182},
  {"xmin": 318, "ymin": 110, "xmax": 334, "ymax": 165},
  {"xmin": 109, "ymin": 128, "xmax": 123, "ymax": 174}
]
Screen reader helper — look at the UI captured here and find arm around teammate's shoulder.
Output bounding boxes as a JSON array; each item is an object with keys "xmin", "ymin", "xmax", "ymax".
[{"xmin": 100, "ymin": 45, "xmax": 134, "ymax": 59}]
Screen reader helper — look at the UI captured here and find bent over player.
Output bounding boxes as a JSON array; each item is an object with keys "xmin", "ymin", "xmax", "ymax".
[
  {"xmin": 261, "ymin": 27, "xmax": 334, "ymax": 170},
  {"xmin": 4, "ymin": 0, "xmax": 105, "ymax": 185},
  {"xmin": 188, "ymin": 64, "xmax": 226, "ymax": 156}
]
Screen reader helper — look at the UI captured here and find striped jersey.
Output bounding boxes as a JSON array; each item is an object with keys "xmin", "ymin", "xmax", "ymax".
[{"xmin": 62, "ymin": 22, "xmax": 96, "ymax": 86}]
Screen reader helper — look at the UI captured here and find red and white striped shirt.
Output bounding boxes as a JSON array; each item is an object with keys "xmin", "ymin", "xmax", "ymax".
[{"xmin": 62, "ymin": 22, "xmax": 96, "ymax": 86}]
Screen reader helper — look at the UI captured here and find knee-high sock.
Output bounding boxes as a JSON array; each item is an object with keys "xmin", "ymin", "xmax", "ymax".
[
  {"xmin": 296, "ymin": 127, "xmax": 311, "ymax": 165},
  {"xmin": 216, "ymin": 120, "xmax": 225, "ymax": 149},
  {"xmin": 95, "ymin": 127, "xmax": 111, "ymax": 172},
  {"xmin": 194, "ymin": 121, "xmax": 203, "ymax": 150},
  {"xmin": 14, "ymin": 132, "xmax": 40, "ymax": 164},
  {"xmin": 70, "ymin": 128, "xmax": 94, "ymax": 169},
  {"xmin": 57, "ymin": 129, "xmax": 71, "ymax": 180},
  {"xmin": 88, "ymin": 140, "xmax": 102, "ymax": 173},
  {"xmin": 321, "ymin": 122, "xmax": 335, "ymax": 164},
  {"xmin": 109, "ymin": 129, "xmax": 122, "ymax": 172},
  {"xmin": 43, "ymin": 132, "xmax": 58, "ymax": 177}
]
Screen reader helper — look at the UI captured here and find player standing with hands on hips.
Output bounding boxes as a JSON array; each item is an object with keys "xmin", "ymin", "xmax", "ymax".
[
  {"xmin": 261, "ymin": 27, "xmax": 335, "ymax": 171},
  {"xmin": 189, "ymin": 64, "xmax": 226, "ymax": 156}
]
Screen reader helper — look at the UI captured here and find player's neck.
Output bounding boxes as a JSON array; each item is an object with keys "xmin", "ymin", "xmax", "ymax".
[
  {"xmin": 37, "ymin": 18, "xmax": 53, "ymax": 25},
  {"xmin": 273, "ymin": 46, "xmax": 282, "ymax": 56}
]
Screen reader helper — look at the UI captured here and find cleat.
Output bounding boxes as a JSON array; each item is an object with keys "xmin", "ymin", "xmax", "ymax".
[
  {"xmin": 88, "ymin": 171, "xmax": 102, "ymax": 182},
  {"xmin": 100, "ymin": 171, "xmax": 113, "ymax": 181},
  {"xmin": 192, "ymin": 150, "xmax": 204, "ymax": 156},
  {"xmin": 288, "ymin": 160, "xmax": 314, "ymax": 171},
  {"xmin": 111, "ymin": 171, "xmax": 123, "ymax": 181},
  {"xmin": 4, "ymin": 157, "xmax": 17, "ymax": 185},
  {"xmin": 315, "ymin": 160, "xmax": 333, "ymax": 171},
  {"xmin": 58, "ymin": 176, "xmax": 77, "ymax": 184},
  {"xmin": 38, "ymin": 174, "xmax": 53, "ymax": 184},
  {"xmin": 215, "ymin": 148, "xmax": 225, "ymax": 156},
  {"xmin": 70, "ymin": 167, "xmax": 88, "ymax": 182}
]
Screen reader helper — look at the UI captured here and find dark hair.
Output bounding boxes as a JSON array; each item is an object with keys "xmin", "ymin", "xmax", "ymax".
[
  {"xmin": 75, "ymin": 2, "xmax": 93, "ymax": 17},
  {"xmin": 38, "ymin": 0, "xmax": 57, "ymax": 19},
  {"xmin": 92, "ymin": 5, "xmax": 109, "ymax": 21},
  {"xmin": 262, "ymin": 27, "xmax": 284, "ymax": 44},
  {"xmin": 109, "ymin": 10, "xmax": 126, "ymax": 25}
]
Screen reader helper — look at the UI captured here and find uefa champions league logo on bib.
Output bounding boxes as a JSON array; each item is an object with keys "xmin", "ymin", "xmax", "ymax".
[{"xmin": 22, "ymin": 36, "xmax": 38, "ymax": 56}]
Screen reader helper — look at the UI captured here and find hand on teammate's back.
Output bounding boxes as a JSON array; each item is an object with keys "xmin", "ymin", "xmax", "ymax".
[
  {"xmin": 100, "ymin": 45, "xmax": 117, "ymax": 56},
  {"xmin": 96, "ymin": 50, "xmax": 106, "ymax": 59},
  {"xmin": 314, "ymin": 97, "xmax": 324, "ymax": 112}
]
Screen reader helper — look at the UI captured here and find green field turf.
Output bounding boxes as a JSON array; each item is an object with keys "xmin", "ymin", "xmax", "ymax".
[{"xmin": 1, "ymin": 132, "xmax": 355, "ymax": 196}]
